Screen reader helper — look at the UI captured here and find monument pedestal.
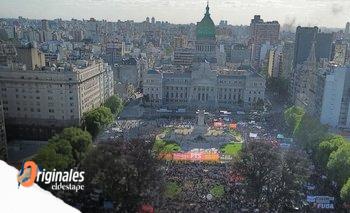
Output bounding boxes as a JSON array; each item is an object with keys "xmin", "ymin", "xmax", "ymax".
[{"xmin": 192, "ymin": 109, "xmax": 208, "ymax": 138}]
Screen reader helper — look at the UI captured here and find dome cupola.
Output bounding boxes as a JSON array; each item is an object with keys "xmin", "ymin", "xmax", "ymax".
[{"xmin": 196, "ymin": 2, "xmax": 216, "ymax": 40}]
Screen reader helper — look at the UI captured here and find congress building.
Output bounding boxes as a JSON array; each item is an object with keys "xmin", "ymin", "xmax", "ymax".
[{"xmin": 142, "ymin": 4, "xmax": 266, "ymax": 110}]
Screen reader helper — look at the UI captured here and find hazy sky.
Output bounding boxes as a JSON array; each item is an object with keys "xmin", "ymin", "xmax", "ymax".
[{"xmin": 1, "ymin": 0, "xmax": 350, "ymax": 28}]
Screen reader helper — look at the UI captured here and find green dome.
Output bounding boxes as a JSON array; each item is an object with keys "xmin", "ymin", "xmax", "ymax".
[{"xmin": 196, "ymin": 4, "xmax": 216, "ymax": 40}]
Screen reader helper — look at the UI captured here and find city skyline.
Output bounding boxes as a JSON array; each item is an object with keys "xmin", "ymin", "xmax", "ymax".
[{"xmin": 1, "ymin": 0, "xmax": 350, "ymax": 28}]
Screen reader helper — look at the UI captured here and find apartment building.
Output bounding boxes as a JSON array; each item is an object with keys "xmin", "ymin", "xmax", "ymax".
[{"xmin": 0, "ymin": 59, "xmax": 113, "ymax": 139}]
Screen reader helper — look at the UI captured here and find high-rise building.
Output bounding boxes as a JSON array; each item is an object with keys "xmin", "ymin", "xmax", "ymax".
[
  {"xmin": 315, "ymin": 32, "xmax": 333, "ymax": 61},
  {"xmin": 151, "ymin": 17, "xmax": 155, "ymax": 24},
  {"xmin": 41, "ymin": 19, "xmax": 49, "ymax": 31},
  {"xmin": 293, "ymin": 27, "xmax": 332, "ymax": 67},
  {"xmin": 293, "ymin": 26, "xmax": 318, "ymax": 68},
  {"xmin": 249, "ymin": 15, "xmax": 280, "ymax": 69},
  {"xmin": 105, "ymin": 42, "xmax": 122, "ymax": 67},
  {"xmin": 345, "ymin": 22, "xmax": 350, "ymax": 35},
  {"xmin": 320, "ymin": 66, "xmax": 350, "ymax": 128},
  {"xmin": 267, "ymin": 45, "xmax": 283, "ymax": 78},
  {"xmin": 85, "ymin": 18, "xmax": 99, "ymax": 42},
  {"xmin": 282, "ymin": 41, "xmax": 294, "ymax": 80}
]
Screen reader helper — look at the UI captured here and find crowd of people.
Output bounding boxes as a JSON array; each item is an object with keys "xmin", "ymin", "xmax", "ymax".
[
  {"xmin": 159, "ymin": 162, "xmax": 231, "ymax": 212},
  {"xmin": 105, "ymin": 109, "xmax": 314, "ymax": 211},
  {"xmin": 153, "ymin": 109, "xmax": 300, "ymax": 212}
]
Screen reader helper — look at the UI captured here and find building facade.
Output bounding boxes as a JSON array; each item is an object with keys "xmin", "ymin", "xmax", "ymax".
[
  {"xmin": 320, "ymin": 66, "xmax": 350, "ymax": 129},
  {"xmin": 267, "ymin": 45, "xmax": 283, "ymax": 78},
  {"xmin": 173, "ymin": 48, "xmax": 194, "ymax": 66},
  {"xmin": 332, "ymin": 42, "xmax": 348, "ymax": 65},
  {"xmin": 231, "ymin": 44, "xmax": 250, "ymax": 64},
  {"xmin": 143, "ymin": 62, "xmax": 265, "ymax": 110},
  {"xmin": 249, "ymin": 15, "xmax": 280, "ymax": 69},
  {"xmin": 0, "ymin": 59, "xmax": 113, "ymax": 139},
  {"xmin": 291, "ymin": 42, "xmax": 317, "ymax": 106}
]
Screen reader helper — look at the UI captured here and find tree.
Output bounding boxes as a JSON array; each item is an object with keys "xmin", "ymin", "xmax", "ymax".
[
  {"xmin": 104, "ymin": 95, "xmax": 124, "ymax": 115},
  {"xmin": 83, "ymin": 106, "xmax": 114, "ymax": 137},
  {"xmin": 316, "ymin": 135, "xmax": 346, "ymax": 170},
  {"xmin": 34, "ymin": 139, "xmax": 74, "ymax": 170},
  {"xmin": 59, "ymin": 127, "xmax": 92, "ymax": 164},
  {"xmin": 294, "ymin": 114, "xmax": 327, "ymax": 153},
  {"xmin": 33, "ymin": 127, "xmax": 92, "ymax": 170},
  {"xmin": 231, "ymin": 141, "xmax": 310, "ymax": 211},
  {"xmin": 231, "ymin": 141, "xmax": 280, "ymax": 210},
  {"xmin": 341, "ymin": 178, "xmax": 350, "ymax": 203},
  {"xmin": 327, "ymin": 143, "xmax": 350, "ymax": 185},
  {"xmin": 81, "ymin": 139, "xmax": 164, "ymax": 212},
  {"xmin": 284, "ymin": 106, "xmax": 305, "ymax": 135}
]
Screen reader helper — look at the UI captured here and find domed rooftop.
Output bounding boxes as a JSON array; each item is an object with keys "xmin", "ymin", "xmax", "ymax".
[{"xmin": 196, "ymin": 3, "xmax": 216, "ymax": 40}]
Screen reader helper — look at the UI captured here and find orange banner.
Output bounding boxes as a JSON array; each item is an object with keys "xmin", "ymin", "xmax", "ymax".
[
  {"xmin": 160, "ymin": 151, "xmax": 220, "ymax": 162},
  {"xmin": 229, "ymin": 123, "xmax": 237, "ymax": 129}
]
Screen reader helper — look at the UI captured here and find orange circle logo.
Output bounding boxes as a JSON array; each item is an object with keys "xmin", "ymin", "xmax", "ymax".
[{"xmin": 17, "ymin": 161, "xmax": 38, "ymax": 187}]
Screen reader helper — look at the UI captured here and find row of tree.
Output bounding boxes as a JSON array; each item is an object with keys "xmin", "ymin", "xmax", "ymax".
[
  {"xmin": 284, "ymin": 106, "xmax": 350, "ymax": 204},
  {"xmin": 32, "ymin": 94, "xmax": 164, "ymax": 211},
  {"xmin": 34, "ymin": 94, "xmax": 124, "ymax": 169},
  {"xmin": 34, "ymin": 131, "xmax": 163, "ymax": 211}
]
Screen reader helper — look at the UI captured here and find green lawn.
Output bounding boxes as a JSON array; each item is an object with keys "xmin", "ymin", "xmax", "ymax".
[
  {"xmin": 210, "ymin": 184, "xmax": 225, "ymax": 198},
  {"xmin": 220, "ymin": 143, "xmax": 242, "ymax": 156},
  {"xmin": 153, "ymin": 139, "xmax": 181, "ymax": 153},
  {"xmin": 164, "ymin": 181, "xmax": 182, "ymax": 199}
]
